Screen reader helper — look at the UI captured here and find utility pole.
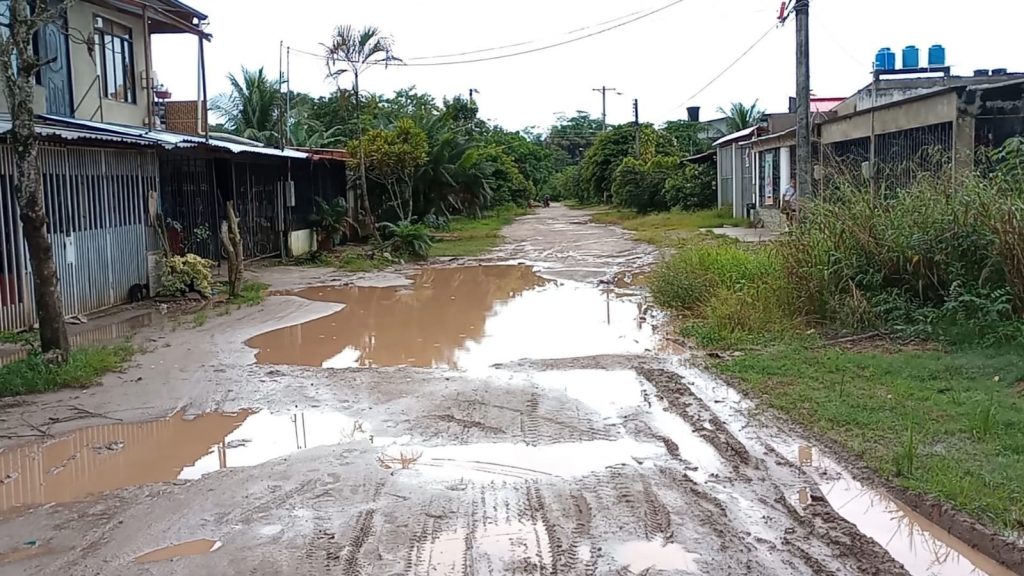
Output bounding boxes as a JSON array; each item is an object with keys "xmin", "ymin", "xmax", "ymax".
[
  {"xmin": 468, "ymin": 88, "xmax": 479, "ymax": 103},
  {"xmin": 794, "ymin": 0, "xmax": 812, "ymax": 201},
  {"xmin": 632, "ymin": 98, "xmax": 640, "ymax": 158},
  {"xmin": 592, "ymin": 86, "xmax": 619, "ymax": 131},
  {"xmin": 285, "ymin": 46, "xmax": 292, "ymax": 147}
]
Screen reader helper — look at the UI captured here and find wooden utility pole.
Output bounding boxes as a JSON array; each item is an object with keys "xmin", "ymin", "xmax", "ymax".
[
  {"xmin": 592, "ymin": 86, "xmax": 619, "ymax": 131},
  {"xmin": 794, "ymin": 0, "xmax": 812, "ymax": 199}
]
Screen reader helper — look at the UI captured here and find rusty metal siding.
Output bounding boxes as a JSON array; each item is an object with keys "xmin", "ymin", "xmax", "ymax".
[{"xmin": 0, "ymin": 144, "xmax": 155, "ymax": 332}]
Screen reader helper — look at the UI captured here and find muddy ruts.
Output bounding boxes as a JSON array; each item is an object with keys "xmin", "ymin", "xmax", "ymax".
[{"xmin": 636, "ymin": 367, "xmax": 754, "ymax": 466}]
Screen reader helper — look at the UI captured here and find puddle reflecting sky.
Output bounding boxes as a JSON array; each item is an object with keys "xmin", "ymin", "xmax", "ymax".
[
  {"xmin": 0, "ymin": 409, "xmax": 364, "ymax": 515},
  {"xmin": 246, "ymin": 266, "xmax": 654, "ymax": 370}
]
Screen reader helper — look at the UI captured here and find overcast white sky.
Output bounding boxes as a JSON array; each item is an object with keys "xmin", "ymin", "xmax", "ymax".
[{"xmin": 152, "ymin": 0, "xmax": 1024, "ymax": 131}]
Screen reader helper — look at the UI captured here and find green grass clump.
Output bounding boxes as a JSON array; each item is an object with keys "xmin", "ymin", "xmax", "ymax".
[
  {"xmin": 431, "ymin": 206, "xmax": 528, "ymax": 258},
  {"xmin": 716, "ymin": 344, "xmax": 1024, "ymax": 534},
  {"xmin": 0, "ymin": 343, "xmax": 134, "ymax": 398},
  {"xmin": 650, "ymin": 236, "xmax": 798, "ymax": 348},
  {"xmin": 228, "ymin": 281, "xmax": 270, "ymax": 306},
  {"xmin": 590, "ymin": 206, "xmax": 746, "ymax": 246}
]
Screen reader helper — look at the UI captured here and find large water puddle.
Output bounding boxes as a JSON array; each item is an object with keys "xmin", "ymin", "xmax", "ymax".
[
  {"xmin": 246, "ymin": 266, "xmax": 654, "ymax": 370},
  {"xmin": 0, "ymin": 409, "xmax": 369, "ymax": 515}
]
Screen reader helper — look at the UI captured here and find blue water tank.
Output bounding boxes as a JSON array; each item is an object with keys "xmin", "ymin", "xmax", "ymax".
[
  {"xmin": 874, "ymin": 49, "xmax": 887, "ymax": 71},
  {"xmin": 875, "ymin": 48, "xmax": 896, "ymax": 71},
  {"xmin": 928, "ymin": 44, "xmax": 946, "ymax": 67},
  {"xmin": 902, "ymin": 45, "xmax": 920, "ymax": 69}
]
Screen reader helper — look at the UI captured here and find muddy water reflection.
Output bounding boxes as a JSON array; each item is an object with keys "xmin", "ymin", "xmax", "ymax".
[
  {"xmin": 246, "ymin": 266, "xmax": 653, "ymax": 370},
  {"xmin": 0, "ymin": 409, "xmax": 365, "ymax": 514},
  {"xmin": 134, "ymin": 539, "xmax": 221, "ymax": 563},
  {"xmin": 796, "ymin": 446, "xmax": 1016, "ymax": 576}
]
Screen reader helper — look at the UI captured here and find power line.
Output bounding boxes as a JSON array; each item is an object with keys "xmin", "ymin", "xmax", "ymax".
[
  {"xmin": 670, "ymin": 22, "xmax": 778, "ymax": 111},
  {"xmin": 405, "ymin": 6, "xmax": 654, "ymax": 61},
  {"xmin": 292, "ymin": 0, "xmax": 688, "ymax": 68}
]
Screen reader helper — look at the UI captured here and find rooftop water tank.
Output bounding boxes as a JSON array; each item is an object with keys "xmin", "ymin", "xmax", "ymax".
[
  {"xmin": 874, "ymin": 48, "xmax": 896, "ymax": 71},
  {"xmin": 992, "ymin": 68, "xmax": 1009, "ymax": 76},
  {"xmin": 902, "ymin": 45, "xmax": 920, "ymax": 69},
  {"xmin": 928, "ymin": 44, "xmax": 945, "ymax": 67},
  {"xmin": 974, "ymin": 69, "xmax": 991, "ymax": 77}
]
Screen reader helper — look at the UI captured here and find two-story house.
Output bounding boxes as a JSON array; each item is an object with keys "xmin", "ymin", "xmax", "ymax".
[{"xmin": 0, "ymin": 0, "xmax": 347, "ymax": 332}]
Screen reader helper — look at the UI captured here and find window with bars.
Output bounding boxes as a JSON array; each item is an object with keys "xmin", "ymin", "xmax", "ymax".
[{"xmin": 94, "ymin": 15, "xmax": 135, "ymax": 104}]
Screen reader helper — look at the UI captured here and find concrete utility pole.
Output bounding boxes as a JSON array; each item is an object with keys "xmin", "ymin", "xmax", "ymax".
[
  {"xmin": 632, "ymin": 98, "xmax": 640, "ymax": 158},
  {"xmin": 592, "ymin": 86, "xmax": 619, "ymax": 131},
  {"xmin": 794, "ymin": 0, "xmax": 812, "ymax": 199}
]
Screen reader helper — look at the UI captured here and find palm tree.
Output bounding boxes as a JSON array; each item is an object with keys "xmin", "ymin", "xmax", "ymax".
[
  {"xmin": 717, "ymin": 100, "xmax": 766, "ymax": 134},
  {"xmin": 322, "ymin": 25, "xmax": 402, "ymax": 236},
  {"xmin": 210, "ymin": 67, "xmax": 281, "ymax": 145}
]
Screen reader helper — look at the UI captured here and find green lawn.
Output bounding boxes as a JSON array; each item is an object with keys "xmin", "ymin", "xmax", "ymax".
[
  {"xmin": 0, "ymin": 343, "xmax": 134, "ymax": 398},
  {"xmin": 431, "ymin": 207, "xmax": 528, "ymax": 258},
  {"xmin": 716, "ymin": 344, "xmax": 1024, "ymax": 534},
  {"xmin": 589, "ymin": 207, "xmax": 747, "ymax": 246}
]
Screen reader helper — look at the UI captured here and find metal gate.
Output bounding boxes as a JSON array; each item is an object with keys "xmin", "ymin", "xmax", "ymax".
[{"xmin": 0, "ymin": 145, "xmax": 156, "ymax": 332}]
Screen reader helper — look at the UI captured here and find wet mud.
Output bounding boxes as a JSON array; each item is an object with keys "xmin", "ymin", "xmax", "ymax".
[{"xmin": 0, "ymin": 205, "xmax": 1018, "ymax": 576}]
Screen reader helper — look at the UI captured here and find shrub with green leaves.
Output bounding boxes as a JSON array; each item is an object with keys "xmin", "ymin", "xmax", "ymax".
[
  {"xmin": 379, "ymin": 221, "xmax": 433, "ymax": 260},
  {"xmin": 160, "ymin": 254, "xmax": 214, "ymax": 296}
]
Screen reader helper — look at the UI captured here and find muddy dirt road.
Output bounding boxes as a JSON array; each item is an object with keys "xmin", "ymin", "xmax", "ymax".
[{"xmin": 0, "ymin": 206, "xmax": 1015, "ymax": 575}]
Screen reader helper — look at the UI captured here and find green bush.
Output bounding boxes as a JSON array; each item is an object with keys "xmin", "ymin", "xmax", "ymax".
[
  {"xmin": 611, "ymin": 156, "xmax": 677, "ymax": 214},
  {"xmin": 663, "ymin": 163, "xmax": 716, "ymax": 211},
  {"xmin": 379, "ymin": 221, "xmax": 433, "ymax": 260},
  {"xmin": 160, "ymin": 254, "xmax": 214, "ymax": 296},
  {"xmin": 310, "ymin": 197, "xmax": 354, "ymax": 246}
]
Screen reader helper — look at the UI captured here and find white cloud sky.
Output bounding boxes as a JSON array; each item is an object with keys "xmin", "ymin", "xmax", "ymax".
[{"xmin": 153, "ymin": 0, "xmax": 1024, "ymax": 130}]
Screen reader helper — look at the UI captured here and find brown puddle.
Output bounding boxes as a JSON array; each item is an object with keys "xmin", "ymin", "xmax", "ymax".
[
  {"xmin": 134, "ymin": 539, "xmax": 221, "ymax": 563},
  {"xmin": 0, "ymin": 310, "xmax": 154, "ymax": 367},
  {"xmin": 0, "ymin": 409, "xmax": 366, "ymax": 515},
  {"xmin": 246, "ymin": 265, "xmax": 654, "ymax": 370}
]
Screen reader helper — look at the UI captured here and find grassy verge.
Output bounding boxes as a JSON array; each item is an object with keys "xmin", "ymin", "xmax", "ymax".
[
  {"xmin": 589, "ymin": 206, "xmax": 747, "ymax": 246},
  {"xmin": 716, "ymin": 344, "xmax": 1024, "ymax": 534},
  {"xmin": 430, "ymin": 206, "xmax": 528, "ymax": 258},
  {"xmin": 228, "ymin": 280, "xmax": 270, "ymax": 306},
  {"xmin": 0, "ymin": 343, "xmax": 134, "ymax": 398}
]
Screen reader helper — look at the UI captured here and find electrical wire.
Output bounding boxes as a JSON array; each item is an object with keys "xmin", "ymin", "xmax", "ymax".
[
  {"xmin": 404, "ymin": 5, "xmax": 655, "ymax": 61},
  {"xmin": 292, "ymin": 0, "xmax": 688, "ymax": 68},
  {"xmin": 670, "ymin": 22, "xmax": 777, "ymax": 111}
]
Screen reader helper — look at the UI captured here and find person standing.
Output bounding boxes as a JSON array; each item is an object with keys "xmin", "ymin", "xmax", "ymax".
[{"xmin": 781, "ymin": 178, "xmax": 797, "ymax": 227}]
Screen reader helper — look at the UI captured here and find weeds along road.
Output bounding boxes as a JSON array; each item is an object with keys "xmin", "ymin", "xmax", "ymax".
[{"xmin": 0, "ymin": 205, "xmax": 1008, "ymax": 575}]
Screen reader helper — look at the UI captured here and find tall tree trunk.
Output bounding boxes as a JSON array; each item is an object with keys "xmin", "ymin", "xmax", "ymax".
[
  {"xmin": 1, "ymin": 0, "xmax": 70, "ymax": 358},
  {"xmin": 353, "ymin": 73, "xmax": 379, "ymax": 241}
]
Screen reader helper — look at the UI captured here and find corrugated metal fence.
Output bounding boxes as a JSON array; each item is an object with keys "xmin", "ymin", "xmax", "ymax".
[{"xmin": 0, "ymin": 145, "xmax": 156, "ymax": 332}]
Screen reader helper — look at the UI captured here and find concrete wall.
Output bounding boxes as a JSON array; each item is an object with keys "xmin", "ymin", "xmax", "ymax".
[
  {"xmin": 821, "ymin": 91, "xmax": 958, "ymax": 144},
  {"xmin": 289, "ymin": 229, "xmax": 316, "ymax": 257},
  {"xmin": 68, "ymin": 2, "xmax": 150, "ymax": 126},
  {"xmin": 0, "ymin": 2, "xmax": 150, "ymax": 126}
]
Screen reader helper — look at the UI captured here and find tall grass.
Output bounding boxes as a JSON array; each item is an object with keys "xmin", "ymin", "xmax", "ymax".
[
  {"xmin": 783, "ymin": 169, "xmax": 1024, "ymax": 344},
  {"xmin": 650, "ymin": 237, "xmax": 798, "ymax": 347}
]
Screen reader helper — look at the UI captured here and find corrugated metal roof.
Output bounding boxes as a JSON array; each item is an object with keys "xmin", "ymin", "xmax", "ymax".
[
  {"xmin": 29, "ymin": 115, "xmax": 310, "ymax": 159},
  {"xmin": 0, "ymin": 117, "xmax": 158, "ymax": 145},
  {"xmin": 712, "ymin": 126, "xmax": 760, "ymax": 147}
]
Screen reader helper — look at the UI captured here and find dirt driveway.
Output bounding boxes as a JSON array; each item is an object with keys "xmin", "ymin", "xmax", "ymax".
[{"xmin": 0, "ymin": 205, "xmax": 1011, "ymax": 575}]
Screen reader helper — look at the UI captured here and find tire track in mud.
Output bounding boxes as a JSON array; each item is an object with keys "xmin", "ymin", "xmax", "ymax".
[
  {"xmin": 637, "ymin": 367, "xmax": 754, "ymax": 468},
  {"xmin": 339, "ymin": 509, "xmax": 377, "ymax": 576}
]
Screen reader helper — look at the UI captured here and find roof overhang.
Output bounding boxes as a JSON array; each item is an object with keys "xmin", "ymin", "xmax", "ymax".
[{"xmin": 91, "ymin": 0, "xmax": 209, "ymax": 37}]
